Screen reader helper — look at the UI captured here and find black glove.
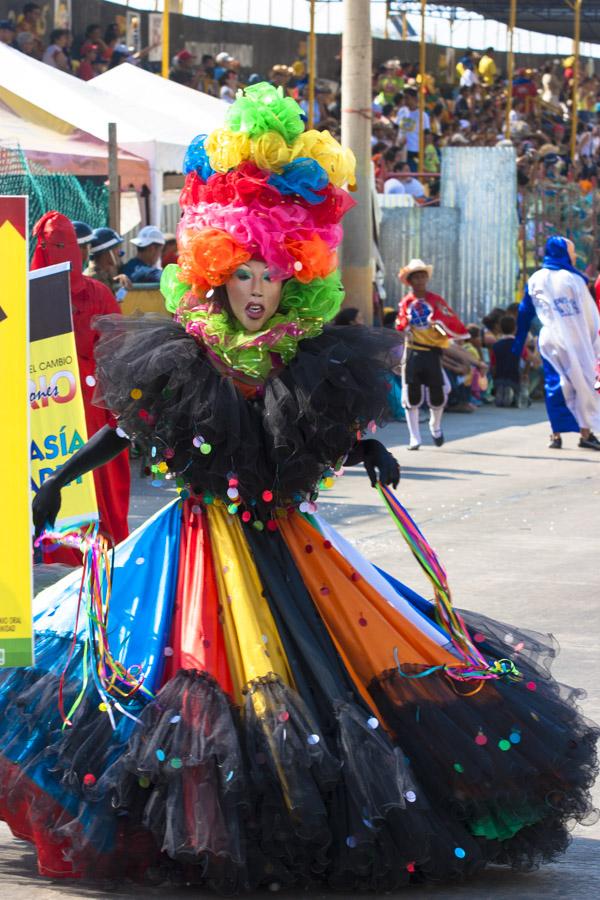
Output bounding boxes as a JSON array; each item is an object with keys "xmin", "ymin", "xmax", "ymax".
[
  {"xmin": 32, "ymin": 425, "xmax": 129, "ymax": 537},
  {"xmin": 32, "ymin": 477, "xmax": 63, "ymax": 538},
  {"xmin": 346, "ymin": 439, "xmax": 400, "ymax": 488}
]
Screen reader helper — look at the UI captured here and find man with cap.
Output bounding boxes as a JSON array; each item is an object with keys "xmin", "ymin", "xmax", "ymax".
[
  {"xmin": 396, "ymin": 259, "xmax": 476, "ymax": 449},
  {"xmin": 85, "ymin": 227, "xmax": 131, "ymax": 297},
  {"xmin": 121, "ymin": 225, "xmax": 165, "ymax": 284},
  {"xmin": 72, "ymin": 220, "xmax": 94, "ymax": 266},
  {"xmin": 0, "ymin": 19, "xmax": 15, "ymax": 46},
  {"xmin": 169, "ymin": 48, "xmax": 198, "ymax": 87}
]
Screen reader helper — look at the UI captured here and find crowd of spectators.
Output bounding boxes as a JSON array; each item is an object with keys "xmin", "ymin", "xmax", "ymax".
[
  {"xmin": 370, "ymin": 50, "xmax": 600, "ymax": 202},
  {"xmin": 0, "ymin": 5, "xmax": 156, "ymax": 75},
  {"xmin": 3, "ymin": 4, "xmax": 597, "ymax": 200}
]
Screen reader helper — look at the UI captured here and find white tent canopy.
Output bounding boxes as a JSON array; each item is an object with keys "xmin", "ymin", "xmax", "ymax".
[
  {"xmin": 0, "ymin": 98, "xmax": 148, "ymax": 181},
  {"xmin": 0, "ymin": 44, "xmax": 227, "ymax": 224}
]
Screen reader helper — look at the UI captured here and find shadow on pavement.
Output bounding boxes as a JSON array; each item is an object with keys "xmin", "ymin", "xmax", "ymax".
[{"xmin": 1, "ymin": 834, "xmax": 599, "ymax": 899}]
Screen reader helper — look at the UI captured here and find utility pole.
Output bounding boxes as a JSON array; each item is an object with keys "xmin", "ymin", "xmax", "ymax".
[
  {"xmin": 341, "ymin": 0, "xmax": 373, "ymax": 322},
  {"xmin": 418, "ymin": 0, "xmax": 427, "ymax": 174},
  {"xmin": 162, "ymin": 0, "xmax": 170, "ymax": 78},
  {"xmin": 108, "ymin": 123, "xmax": 120, "ymax": 233},
  {"xmin": 570, "ymin": 0, "xmax": 582, "ymax": 163},
  {"xmin": 505, "ymin": 0, "xmax": 517, "ymax": 139}
]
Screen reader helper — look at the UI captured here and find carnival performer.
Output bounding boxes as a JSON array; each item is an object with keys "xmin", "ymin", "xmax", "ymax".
[
  {"xmin": 1, "ymin": 86, "xmax": 596, "ymax": 892},
  {"xmin": 31, "ymin": 213, "xmax": 130, "ymax": 565},
  {"xmin": 513, "ymin": 235, "xmax": 600, "ymax": 450},
  {"xmin": 395, "ymin": 259, "xmax": 478, "ymax": 449}
]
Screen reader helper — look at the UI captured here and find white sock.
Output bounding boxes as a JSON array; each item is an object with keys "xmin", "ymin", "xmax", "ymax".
[
  {"xmin": 429, "ymin": 405, "xmax": 444, "ymax": 438},
  {"xmin": 405, "ymin": 407, "xmax": 422, "ymax": 446}
]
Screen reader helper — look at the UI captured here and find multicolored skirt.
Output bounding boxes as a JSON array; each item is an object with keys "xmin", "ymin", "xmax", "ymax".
[{"xmin": 0, "ymin": 497, "xmax": 597, "ymax": 891}]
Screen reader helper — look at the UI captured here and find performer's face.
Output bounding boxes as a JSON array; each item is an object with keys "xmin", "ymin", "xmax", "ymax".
[
  {"xmin": 225, "ymin": 260, "xmax": 282, "ymax": 332},
  {"xmin": 408, "ymin": 271, "xmax": 429, "ymax": 295}
]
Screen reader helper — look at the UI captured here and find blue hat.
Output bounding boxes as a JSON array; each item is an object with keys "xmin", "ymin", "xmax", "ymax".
[
  {"xmin": 0, "ymin": 20, "xmax": 16, "ymax": 31},
  {"xmin": 89, "ymin": 226, "xmax": 124, "ymax": 256},
  {"xmin": 72, "ymin": 221, "xmax": 94, "ymax": 245}
]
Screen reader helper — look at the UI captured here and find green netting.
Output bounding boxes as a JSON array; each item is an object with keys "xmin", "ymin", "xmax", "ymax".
[{"xmin": 0, "ymin": 145, "xmax": 108, "ymax": 255}]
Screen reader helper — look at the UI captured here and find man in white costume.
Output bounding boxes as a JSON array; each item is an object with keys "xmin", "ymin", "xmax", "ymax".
[{"xmin": 513, "ymin": 236, "xmax": 600, "ymax": 450}]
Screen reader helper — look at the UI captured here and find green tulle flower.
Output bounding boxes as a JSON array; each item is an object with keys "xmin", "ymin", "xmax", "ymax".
[
  {"xmin": 161, "ymin": 264, "xmax": 189, "ymax": 314},
  {"xmin": 160, "ymin": 268, "xmax": 345, "ymax": 380},
  {"xmin": 226, "ymin": 82, "xmax": 305, "ymax": 144}
]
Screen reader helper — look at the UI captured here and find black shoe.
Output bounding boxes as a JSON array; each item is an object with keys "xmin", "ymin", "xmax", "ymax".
[
  {"xmin": 579, "ymin": 432, "xmax": 600, "ymax": 450},
  {"xmin": 548, "ymin": 435, "xmax": 562, "ymax": 449},
  {"xmin": 431, "ymin": 432, "xmax": 444, "ymax": 447}
]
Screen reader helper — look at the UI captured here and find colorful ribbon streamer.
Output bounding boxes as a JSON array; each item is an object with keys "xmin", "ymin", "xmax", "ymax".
[
  {"xmin": 377, "ymin": 483, "xmax": 519, "ymax": 685},
  {"xmin": 35, "ymin": 526, "xmax": 154, "ymax": 729}
]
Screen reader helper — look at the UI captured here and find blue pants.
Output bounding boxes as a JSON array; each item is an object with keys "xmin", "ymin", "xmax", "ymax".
[{"xmin": 543, "ymin": 356, "xmax": 579, "ymax": 434}]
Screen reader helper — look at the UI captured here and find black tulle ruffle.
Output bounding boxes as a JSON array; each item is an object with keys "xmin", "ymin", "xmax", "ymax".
[
  {"xmin": 92, "ymin": 315, "xmax": 401, "ymax": 512},
  {"xmin": 368, "ymin": 607, "xmax": 600, "ymax": 871}
]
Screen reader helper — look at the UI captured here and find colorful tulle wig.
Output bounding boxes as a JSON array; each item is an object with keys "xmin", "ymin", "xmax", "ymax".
[{"xmin": 160, "ymin": 82, "xmax": 357, "ymax": 378}]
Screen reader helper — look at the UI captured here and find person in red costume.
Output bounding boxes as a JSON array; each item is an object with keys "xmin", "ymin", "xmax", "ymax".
[
  {"xmin": 31, "ymin": 212, "xmax": 130, "ymax": 563},
  {"xmin": 396, "ymin": 258, "xmax": 475, "ymax": 449}
]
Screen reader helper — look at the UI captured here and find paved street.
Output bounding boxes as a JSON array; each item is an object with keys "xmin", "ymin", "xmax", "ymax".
[{"xmin": 2, "ymin": 401, "xmax": 599, "ymax": 898}]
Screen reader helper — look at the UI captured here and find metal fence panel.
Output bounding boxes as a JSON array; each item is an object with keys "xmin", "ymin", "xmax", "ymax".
[
  {"xmin": 441, "ymin": 146, "xmax": 518, "ymax": 321},
  {"xmin": 379, "ymin": 205, "xmax": 460, "ymax": 308}
]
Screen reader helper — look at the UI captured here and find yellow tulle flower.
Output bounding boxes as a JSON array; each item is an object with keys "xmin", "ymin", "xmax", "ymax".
[
  {"xmin": 291, "ymin": 130, "xmax": 356, "ymax": 189},
  {"xmin": 250, "ymin": 132, "xmax": 292, "ymax": 173},
  {"xmin": 205, "ymin": 128, "xmax": 251, "ymax": 172}
]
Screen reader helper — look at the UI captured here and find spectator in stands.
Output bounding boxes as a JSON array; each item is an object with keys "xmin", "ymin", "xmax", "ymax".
[
  {"xmin": 219, "ymin": 69, "xmax": 239, "ymax": 104},
  {"xmin": 82, "ymin": 23, "xmax": 110, "ymax": 61},
  {"xmin": 478, "ymin": 47, "xmax": 497, "ymax": 86},
  {"xmin": 214, "ymin": 51, "xmax": 234, "ymax": 81},
  {"xmin": 394, "ymin": 163, "xmax": 425, "ymax": 200},
  {"xmin": 169, "ymin": 49, "xmax": 198, "ymax": 86},
  {"xmin": 395, "ymin": 87, "xmax": 429, "ymax": 171},
  {"xmin": 198, "ymin": 53, "xmax": 218, "ymax": 95},
  {"xmin": 16, "ymin": 30, "xmax": 36, "ymax": 55},
  {"xmin": 456, "ymin": 49, "xmax": 474, "ymax": 79},
  {"xmin": 122, "ymin": 226, "xmax": 165, "ymax": 284},
  {"xmin": 86, "ymin": 227, "xmax": 131, "ymax": 296},
  {"xmin": 43, "ymin": 29, "xmax": 70, "ymax": 71},
  {"xmin": 270, "ymin": 64, "xmax": 294, "ymax": 91},
  {"xmin": 0, "ymin": 19, "xmax": 15, "ymax": 46},
  {"xmin": 101, "ymin": 23, "xmax": 120, "ymax": 65},
  {"xmin": 77, "ymin": 40, "xmax": 99, "ymax": 80},
  {"xmin": 15, "ymin": 3, "xmax": 42, "ymax": 59}
]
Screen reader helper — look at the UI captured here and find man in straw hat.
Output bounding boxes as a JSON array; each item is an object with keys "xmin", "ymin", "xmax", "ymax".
[{"xmin": 396, "ymin": 259, "xmax": 476, "ymax": 449}]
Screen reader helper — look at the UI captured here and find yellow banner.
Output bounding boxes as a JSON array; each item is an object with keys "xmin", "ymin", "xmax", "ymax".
[
  {"xmin": 29, "ymin": 265, "xmax": 97, "ymax": 527},
  {"xmin": 0, "ymin": 196, "xmax": 33, "ymax": 668}
]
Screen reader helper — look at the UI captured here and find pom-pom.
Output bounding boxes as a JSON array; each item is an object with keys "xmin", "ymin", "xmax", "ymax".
[
  {"xmin": 251, "ymin": 131, "xmax": 292, "ymax": 174},
  {"xmin": 205, "ymin": 128, "xmax": 251, "ymax": 173},
  {"xmin": 161, "ymin": 263, "xmax": 190, "ymax": 314},
  {"xmin": 291, "ymin": 130, "xmax": 356, "ymax": 188},
  {"xmin": 285, "ymin": 235, "xmax": 337, "ymax": 283},
  {"xmin": 268, "ymin": 157, "xmax": 329, "ymax": 204},
  {"xmin": 183, "ymin": 134, "xmax": 215, "ymax": 181},
  {"xmin": 226, "ymin": 82, "xmax": 305, "ymax": 144},
  {"xmin": 178, "ymin": 227, "xmax": 250, "ymax": 292}
]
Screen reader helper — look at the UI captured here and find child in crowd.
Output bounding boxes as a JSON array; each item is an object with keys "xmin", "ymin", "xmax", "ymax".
[
  {"xmin": 492, "ymin": 315, "xmax": 521, "ymax": 406},
  {"xmin": 466, "ymin": 325, "xmax": 488, "ymax": 404}
]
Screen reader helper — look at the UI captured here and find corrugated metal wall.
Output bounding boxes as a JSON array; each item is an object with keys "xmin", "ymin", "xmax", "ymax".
[
  {"xmin": 379, "ymin": 206, "xmax": 460, "ymax": 308},
  {"xmin": 379, "ymin": 148, "xmax": 518, "ymax": 322},
  {"xmin": 441, "ymin": 147, "xmax": 518, "ymax": 321}
]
